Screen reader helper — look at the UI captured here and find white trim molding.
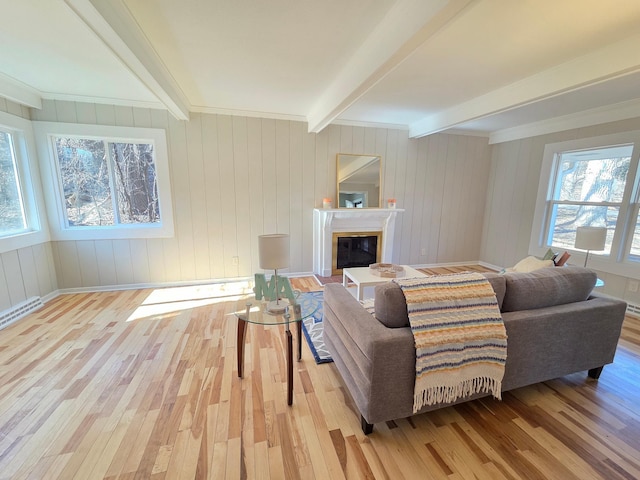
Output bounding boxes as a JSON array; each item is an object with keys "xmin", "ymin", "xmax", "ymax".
[{"xmin": 33, "ymin": 121, "xmax": 174, "ymax": 241}]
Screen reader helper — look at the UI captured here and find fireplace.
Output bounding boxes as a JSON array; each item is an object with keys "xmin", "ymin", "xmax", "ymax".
[
  {"xmin": 332, "ymin": 231, "xmax": 382, "ymax": 275},
  {"xmin": 313, "ymin": 208, "xmax": 403, "ymax": 277}
]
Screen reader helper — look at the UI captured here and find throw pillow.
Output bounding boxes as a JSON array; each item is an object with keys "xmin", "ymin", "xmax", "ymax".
[{"xmin": 512, "ymin": 255, "xmax": 554, "ymax": 273}]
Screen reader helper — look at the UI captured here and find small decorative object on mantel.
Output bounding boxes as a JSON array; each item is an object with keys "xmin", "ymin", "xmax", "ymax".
[
  {"xmin": 387, "ymin": 198, "xmax": 396, "ymax": 209},
  {"xmin": 370, "ymin": 263, "xmax": 404, "ymax": 277},
  {"xmin": 323, "ymin": 198, "xmax": 332, "ymax": 209}
]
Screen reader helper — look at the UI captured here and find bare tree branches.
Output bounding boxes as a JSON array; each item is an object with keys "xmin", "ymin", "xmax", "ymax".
[{"xmin": 54, "ymin": 137, "xmax": 159, "ymax": 227}]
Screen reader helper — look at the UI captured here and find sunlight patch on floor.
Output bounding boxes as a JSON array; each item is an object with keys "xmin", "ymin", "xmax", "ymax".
[{"xmin": 127, "ymin": 280, "xmax": 254, "ymax": 322}]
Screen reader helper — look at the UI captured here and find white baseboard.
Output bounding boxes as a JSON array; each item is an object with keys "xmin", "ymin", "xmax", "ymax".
[
  {"xmin": 478, "ymin": 260, "xmax": 504, "ymax": 271},
  {"xmin": 410, "ymin": 260, "xmax": 502, "ymax": 271},
  {"xmin": 44, "ymin": 271, "xmax": 316, "ymax": 297}
]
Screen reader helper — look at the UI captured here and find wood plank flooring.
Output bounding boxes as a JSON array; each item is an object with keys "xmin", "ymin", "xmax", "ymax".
[{"xmin": 0, "ymin": 268, "xmax": 639, "ymax": 479}]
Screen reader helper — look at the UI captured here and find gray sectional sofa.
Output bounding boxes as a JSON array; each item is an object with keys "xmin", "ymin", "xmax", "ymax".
[{"xmin": 323, "ymin": 266, "xmax": 627, "ymax": 434}]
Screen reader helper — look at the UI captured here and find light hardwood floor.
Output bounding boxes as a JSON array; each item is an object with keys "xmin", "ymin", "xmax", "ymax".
[{"xmin": 0, "ymin": 269, "xmax": 639, "ymax": 479}]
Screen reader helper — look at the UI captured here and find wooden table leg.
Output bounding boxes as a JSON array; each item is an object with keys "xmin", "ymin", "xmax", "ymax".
[
  {"xmin": 290, "ymin": 303, "xmax": 302, "ymax": 362},
  {"xmin": 296, "ymin": 320, "xmax": 302, "ymax": 361},
  {"xmin": 286, "ymin": 329, "xmax": 293, "ymax": 406},
  {"xmin": 237, "ymin": 317, "xmax": 247, "ymax": 378}
]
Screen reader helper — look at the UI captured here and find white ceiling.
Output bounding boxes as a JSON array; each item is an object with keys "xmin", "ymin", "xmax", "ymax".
[{"xmin": 3, "ymin": 0, "xmax": 640, "ymax": 143}]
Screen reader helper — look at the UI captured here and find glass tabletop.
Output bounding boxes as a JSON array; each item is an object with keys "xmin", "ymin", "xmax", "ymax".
[{"xmin": 234, "ymin": 292, "xmax": 321, "ymax": 325}]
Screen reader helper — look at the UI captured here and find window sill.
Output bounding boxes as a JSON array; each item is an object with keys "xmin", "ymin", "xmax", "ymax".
[
  {"xmin": 49, "ymin": 223, "xmax": 174, "ymax": 242},
  {"xmin": 0, "ymin": 229, "xmax": 50, "ymax": 254},
  {"xmin": 530, "ymin": 244, "xmax": 640, "ymax": 280}
]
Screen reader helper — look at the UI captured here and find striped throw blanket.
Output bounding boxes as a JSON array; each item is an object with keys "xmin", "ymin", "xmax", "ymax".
[{"xmin": 394, "ymin": 272, "xmax": 507, "ymax": 413}]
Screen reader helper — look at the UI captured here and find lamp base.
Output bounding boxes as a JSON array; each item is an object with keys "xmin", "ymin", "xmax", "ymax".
[{"xmin": 266, "ymin": 298, "xmax": 289, "ymax": 315}]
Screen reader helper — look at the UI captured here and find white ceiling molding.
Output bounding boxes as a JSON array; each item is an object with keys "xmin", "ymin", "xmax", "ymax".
[
  {"xmin": 306, "ymin": 0, "xmax": 473, "ymax": 134},
  {"xmin": 330, "ymin": 118, "xmax": 410, "ymax": 131},
  {"xmin": 64, "ymin": 0, "xmax": 190, "ymax": 121},
  {"xmin": 190, "ymin": 106, "xmax": 408, "ymax": 131},
  {"xmin": 409, "ymin": 32, "xmax": 640, "ymax": 139},
  {"xmin": 39, "ymin": 92, "xmax": 167, "ymax": 111},
  {"xmin": 489, "ymin": 98, "xmax": 640, "ymax": 145},
  {"xmin": 190, "ymin": 105, "xmax": 307, "ymax": 123},
  {"xmin": 443, "ymin": 128, "xmax": 490, "ymax": 138},
  {"xmin": 0, "ymin": 72, "xmax": 42, "ymax": 110}
]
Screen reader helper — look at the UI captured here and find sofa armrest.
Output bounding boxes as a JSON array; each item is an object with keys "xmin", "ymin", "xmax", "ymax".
[
  {"xmin": 323, "ymin": 283, "xmax": 417, "ymax": 423},
  {"xmin": 324, "ymin": 283, "xmax": 412, "ymax": 358}
]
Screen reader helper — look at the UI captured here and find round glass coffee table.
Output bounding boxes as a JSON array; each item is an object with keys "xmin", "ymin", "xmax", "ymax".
[{"xmin": 234, "ymin": 294, "xmax": 320, "ymax": 405}]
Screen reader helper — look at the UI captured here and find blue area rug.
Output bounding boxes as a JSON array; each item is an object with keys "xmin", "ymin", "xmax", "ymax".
[{"xmin": 297, "ymin": 291, "xmax": 332, "ymax": 364}]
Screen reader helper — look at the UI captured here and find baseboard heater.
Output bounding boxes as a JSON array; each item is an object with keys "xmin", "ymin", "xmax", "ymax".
[
  {"xmin": 0, "ymin": 296, "xmax": 44, "ymax": 330},
  {"xmin": 626, "ymin": 302, "xmax": 640, "ymax": 318}
]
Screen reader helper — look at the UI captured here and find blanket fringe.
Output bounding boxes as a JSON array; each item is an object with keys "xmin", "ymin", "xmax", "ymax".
[{"xmin": 413, "ymin": 376, "xmax": 502, "ymax": 413}]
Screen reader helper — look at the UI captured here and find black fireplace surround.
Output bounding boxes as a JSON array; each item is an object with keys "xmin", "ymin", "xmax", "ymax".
[{"xmin": 336, "ymin": 234, "xmax": 379, "ymax": 270}]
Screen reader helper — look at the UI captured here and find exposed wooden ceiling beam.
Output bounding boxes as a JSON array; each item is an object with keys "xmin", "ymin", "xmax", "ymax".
[
  {"xmin": 306, "ymin": 0, "xmax": 474, "ymax": 134},
  {"xmin": 65, "ymin": 0, "xmax": 190, "ymax": 121},
  {"xmin": 409, "ymin": 32, "xmax": 640, "ymax": 138}
]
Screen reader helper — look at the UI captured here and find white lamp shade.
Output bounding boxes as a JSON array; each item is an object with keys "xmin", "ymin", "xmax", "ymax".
[
  {"xmin": 258, "ymin": 234, "xmax": 290, "ymax": 270},
  {"xmin": 575, "ymin": 226, "xmax": 607, "ymax": 251}
]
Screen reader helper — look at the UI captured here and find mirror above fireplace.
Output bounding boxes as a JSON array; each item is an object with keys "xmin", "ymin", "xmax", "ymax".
[{"xmin": 336, "ymin": 154, "xmax": 381, "ymax": 208}]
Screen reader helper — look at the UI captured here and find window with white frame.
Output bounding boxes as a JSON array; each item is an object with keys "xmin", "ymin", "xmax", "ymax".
[
  {"xmin": 545, "ymin": 145, "xmax": 632, "ymax": 254},
  {"xmin": 0, "ymin": 112, "xmax": 48, "ymax": 253},
  {"xmin": 53, "ymin": 137, "xmax": 160, "ymax": 227},
  {"xmin": 531, "ymin": 131, "xmax": 640, "ymax": 277},
  {"xmin": 34, "ymin": 122, "xmax": 173, "ymax": 241}
]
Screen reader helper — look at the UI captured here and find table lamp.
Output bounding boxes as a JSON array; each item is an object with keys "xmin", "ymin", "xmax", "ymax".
[
  {"xmin": 258, "ymin": 233, "xmax": 290, "ymax": 313},
  {"xmin": 574, "ymin": 226, "xmax": 607, "ymax": 268}
]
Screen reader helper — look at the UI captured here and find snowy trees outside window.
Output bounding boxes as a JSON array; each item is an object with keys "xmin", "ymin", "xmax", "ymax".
[
  {"xmin": 34, "ymin": 122, "xmax": 173, "ymax": 241},
  {"xmin": 0, "ymin": 130, "xmax": 27, "ymax": 236},
  {"xmin": 53, "ymin": 137, "xmax": 160, "ymax": 228}
]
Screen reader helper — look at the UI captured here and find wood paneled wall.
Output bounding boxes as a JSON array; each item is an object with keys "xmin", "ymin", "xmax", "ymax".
[
  {"xmin": 480, "ymin": 116, "xmax": 640, "ymax": 303},
  {"xmin": 6, "ymin": 93, "xmax": 640, "ymax": 312},
  {"xmin": 0, "ymin": 99, "xmax": 57, "ymax": 313},
  {"xmin": 21, "ymin": 100, "xmax": 492, "ymax": 290}
]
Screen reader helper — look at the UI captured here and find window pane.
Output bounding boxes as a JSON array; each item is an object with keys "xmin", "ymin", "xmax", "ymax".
[
  {"xmin": 0, "ymin": 131, "xmax": 27, "ymax": 235},
  {"xmin": 549, "ymin": 204, "xmax": 616, "ymax": 254},
  {"xmin": 53, "ymin": 136, "xmax": 162, "ymax": 229},
  {"xmin": 631, "ymin": 216, "xmax": 640, "ymax": 256},
  {"xmin": 555, "ymin": 146, "xmax": 632, "ymax": 202},
  {"xmin": 54, "ymin": 137, "xmax": 114, "ymax": 226},
  {"xmin": 110, "ymin": 142, "xmax": 159, "ymax": 224}
]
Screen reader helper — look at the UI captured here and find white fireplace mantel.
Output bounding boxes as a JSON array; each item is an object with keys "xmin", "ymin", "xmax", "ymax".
[{"xmin": 312, "ymin": 208, "xmax": 404, "ymax": 277}]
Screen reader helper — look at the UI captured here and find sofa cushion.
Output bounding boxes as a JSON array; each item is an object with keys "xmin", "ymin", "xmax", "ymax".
[
  {"xmin": 374, "ymin": 272, "xmax": 507, "ymax": 327},
  {"xmin": 501, "ymin": 266, "xmax": 596, "ymax": 313}
]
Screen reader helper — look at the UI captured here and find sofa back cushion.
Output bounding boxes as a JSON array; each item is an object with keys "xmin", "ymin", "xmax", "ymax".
[
  {"xmin": 374, "ymin": 282, "xmax": 409, "ymax": 328},
  {"xmin": 374, "ymin": 273, "xmax": 506, "ymax": 328},
  {"xmin": 484, "ymin": 273, "xmax": 506, "ymax": 309},
  {"xmin": 501, "ymin": 266, "xmax": 596, "ymax": 313}
]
